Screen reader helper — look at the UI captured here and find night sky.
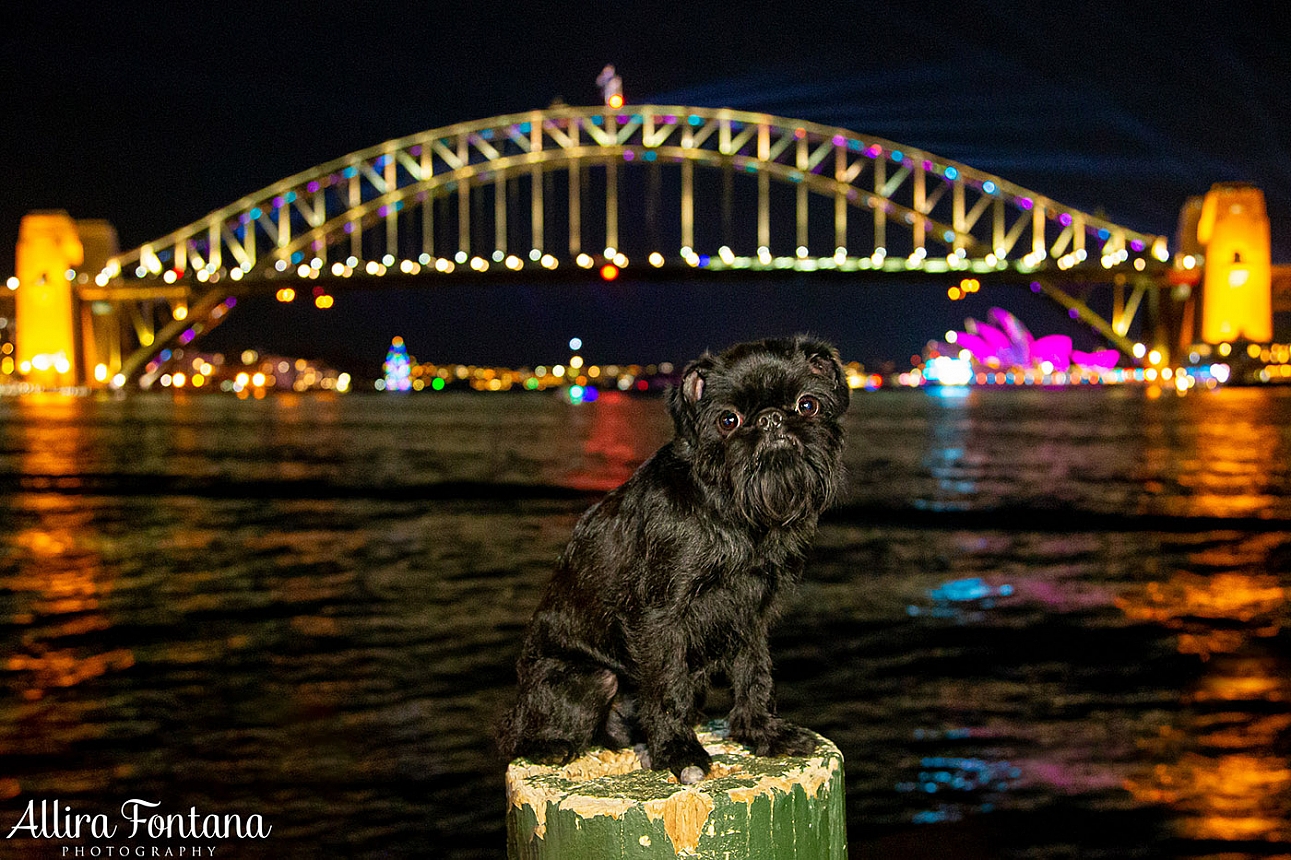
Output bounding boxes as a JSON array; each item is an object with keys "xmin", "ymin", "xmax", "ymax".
[{"xmin": 4, "ymin": 1, "xmax": 1289, "ymax": 371}]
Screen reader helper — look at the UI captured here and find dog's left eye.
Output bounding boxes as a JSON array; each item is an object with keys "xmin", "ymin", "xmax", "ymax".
[{"xmin": 796, "ymin": 395, "xmax": 821, "ymax": 417}]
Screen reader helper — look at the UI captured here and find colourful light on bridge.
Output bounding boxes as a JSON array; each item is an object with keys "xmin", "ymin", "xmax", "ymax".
[
  {"xmin": 276, "ymin": 288, "xmax": 296, "ymax": 302},
  {"xmin": 599, "ymin": 263, "xmax": 619, "ymax": 281}
]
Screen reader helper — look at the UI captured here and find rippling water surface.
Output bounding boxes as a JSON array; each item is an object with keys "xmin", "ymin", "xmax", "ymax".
[{"xmin": 1, "ymin": 387, "xmax": 1289, "ymax": 858}]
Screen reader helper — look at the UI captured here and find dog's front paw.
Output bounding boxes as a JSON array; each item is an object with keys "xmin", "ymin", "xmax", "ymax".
[
  {"xmin": 732, "ymin": 718, "xmax": 818, "ymax": 758},
  {"xmin": 651, "ymin": 734, "xmax": 712, "ymax": 784}
]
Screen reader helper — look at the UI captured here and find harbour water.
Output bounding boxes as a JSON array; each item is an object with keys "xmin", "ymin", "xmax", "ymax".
[{"xmin": 1, "ymin": 386, "xmax": 1289, "ymax": 858}]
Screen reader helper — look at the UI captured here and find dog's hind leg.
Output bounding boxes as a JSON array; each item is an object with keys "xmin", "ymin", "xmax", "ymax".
[
  {"xmin": 500, "ymin": 658, "xmax": 618, "ymax": 764},
  {"xmin": 600, "ymin": 689, "xmax": 642, "ymax": 750}
]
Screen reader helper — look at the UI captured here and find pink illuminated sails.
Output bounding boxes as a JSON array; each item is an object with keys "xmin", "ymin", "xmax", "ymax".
[{"xmin": 946, "ymin": 308, "xmax": 1120, "ymax": 372}]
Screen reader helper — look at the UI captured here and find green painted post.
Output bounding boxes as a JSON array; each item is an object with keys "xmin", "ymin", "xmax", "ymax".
[{"xmin": 505, "ymin": 722, "xmax": 847, "ymax": 859}]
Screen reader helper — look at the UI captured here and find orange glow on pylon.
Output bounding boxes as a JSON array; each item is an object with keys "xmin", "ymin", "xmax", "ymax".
[
  {"xmin": 15, "ymin": 212, "xmax": 83, "ymax": 388},
  {"xmin": 1198, "ymin": 183, "xmax": 1272, "ymax": 344}
]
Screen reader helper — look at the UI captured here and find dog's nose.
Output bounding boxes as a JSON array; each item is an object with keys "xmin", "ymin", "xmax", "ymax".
[{"xmin": 756, "ymin": 409, "xmax": 785, "ymax": 430}]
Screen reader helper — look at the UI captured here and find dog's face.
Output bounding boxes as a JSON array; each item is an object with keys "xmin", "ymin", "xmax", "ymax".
[{"xmin": 668, "ymin": 336, "xmax": 850, "ymax": 527}]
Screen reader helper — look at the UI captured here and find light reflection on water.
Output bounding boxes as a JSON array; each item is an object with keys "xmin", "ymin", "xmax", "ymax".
[{"xmin": 0, "ymin": 387, "xmax": 1288, "ymax": 857}]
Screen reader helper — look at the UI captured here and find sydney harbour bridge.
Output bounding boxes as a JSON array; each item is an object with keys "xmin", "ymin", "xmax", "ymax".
[{"xmin": 5, "ymin": 102, "xmax": 1281, "ymax": 390}]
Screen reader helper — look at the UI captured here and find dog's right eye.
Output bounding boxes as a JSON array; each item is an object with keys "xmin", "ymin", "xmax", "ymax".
[{"xmin": 717, "ymin": 411, "xmax": 742, "ymax": 433}]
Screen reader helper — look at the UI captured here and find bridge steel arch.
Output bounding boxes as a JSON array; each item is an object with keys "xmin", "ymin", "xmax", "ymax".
[{"xmin": 87, "ymin": 105, "xmax": 1170, "ymax": 386}]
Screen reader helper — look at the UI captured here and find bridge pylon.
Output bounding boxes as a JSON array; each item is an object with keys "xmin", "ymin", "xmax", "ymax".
[
  {"xmin": 1166, "ymin": 183, "xmax": 1274, "ymax": 361},
  {"xmin": 9, "ymin": 213, "xmax": 127, "ymax": 389}
]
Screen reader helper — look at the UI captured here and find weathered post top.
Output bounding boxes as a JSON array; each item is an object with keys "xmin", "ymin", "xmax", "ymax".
[{"xmin": 506, "ymin": 722, "xmax": 847, "ymax": 859}]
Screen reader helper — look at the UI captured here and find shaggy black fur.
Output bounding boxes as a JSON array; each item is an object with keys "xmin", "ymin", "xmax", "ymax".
[{"xmin": 496, "ymin": 335, "xmax": 849, "ymax": 783}]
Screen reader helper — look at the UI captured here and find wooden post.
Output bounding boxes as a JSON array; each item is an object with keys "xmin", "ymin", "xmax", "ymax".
[{"xmin": 506, "ymin": 722, "xmax": 846, "ymax": 858}]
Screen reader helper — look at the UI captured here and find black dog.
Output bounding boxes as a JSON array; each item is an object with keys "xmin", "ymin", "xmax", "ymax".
[{"xmin": 497, "ymin": 335, "xmax": 849, "ymax": 783}]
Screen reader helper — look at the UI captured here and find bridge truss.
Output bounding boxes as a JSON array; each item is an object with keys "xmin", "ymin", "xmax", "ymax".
[{"xmin": 83, "ymin": 105, "xmax": 1170, "ymax": 386}]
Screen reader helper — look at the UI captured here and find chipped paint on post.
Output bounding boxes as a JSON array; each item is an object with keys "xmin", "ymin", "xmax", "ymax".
[{"xmin": 505, "ymin": 722, "xmax": 847, "ymax": 859}]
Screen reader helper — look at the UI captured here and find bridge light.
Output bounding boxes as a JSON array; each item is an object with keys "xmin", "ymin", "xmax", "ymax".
[
  {"xmin": 163, "ymin": 270, "xmax": 178, "ymax": 284},
  {"xmin": 454, "ymin": 251, "xmax": 468, "ymax": 264},
  {"xmin": 649, "ymin": 252, "xmax": 664, "ymax": 267},
  {"xmin": 230, "ymin": 267, "xmax": 245, "ymax": 281},
  {"xmin": 599, "ymin": 263, "xmax": 619, "ymax": 281},
  {"xmin": 597, "ymin": 64, "xmax": 623, "ymax": 107},
  {"xmin": 796, "ymin": 245, "xmax": 809, "ymax": 259},
  {"xmin": 314, "ymin": 294, "xmax": 334, "ymax": 309},
  {"xmin": 541, "ymin": 254, "xmax": 558, "ymax": 269},
  {"xmin": 173, "ymin": 305, "xmax": 188, "ymax": 321},
  {"xmin": 275, "ymin": 259, "xmax": 288, "ymax": 272},
  {"xmin": 276, "ymin": 287, "xmax": 296, "ymax": 302},
  {"xmin": 947, "ymin": 286, "xmax": 963, "ymax": 300},
  {"xmin": 613, "ymin": 253, "xmax": 628, "ymax": 267},
  {"xmin": 576, "ymin": 253, "xmax": 594, "ymax": 269}
]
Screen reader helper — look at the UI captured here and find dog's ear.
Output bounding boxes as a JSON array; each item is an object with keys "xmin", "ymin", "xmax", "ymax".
[
  {"xmin": 669, "ymin": 353, "xmax": 716, "ymax": 440},
  {"xmin": 682, "ymin": 364, "xmax": 706, "ymax": 404},
  {"xmin": 798, "ymin": 337, "xmax": 851, "ymax": 413}
]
